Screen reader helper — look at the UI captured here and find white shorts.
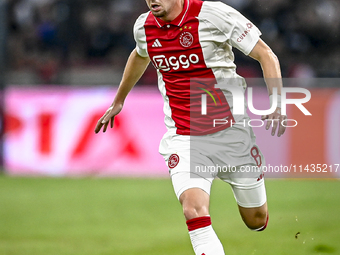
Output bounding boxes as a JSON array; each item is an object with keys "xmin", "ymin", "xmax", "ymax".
[{"xmin": 159, "ymin": 124, "xmax": 267, "ymax": 208}]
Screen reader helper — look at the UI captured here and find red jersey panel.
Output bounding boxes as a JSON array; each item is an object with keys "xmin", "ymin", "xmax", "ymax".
[{"xmin": 134, "ymin": 0, "xmax": 261, "ymax": 135}]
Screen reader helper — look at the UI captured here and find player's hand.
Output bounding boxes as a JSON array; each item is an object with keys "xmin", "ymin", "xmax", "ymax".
[
  {"xmin": 261, "ymin": 107, "xmax": 287, "ymax": 137},
  {"xmin": 95, "ymin": 103, "xmax": 123, "ymax": 133}
]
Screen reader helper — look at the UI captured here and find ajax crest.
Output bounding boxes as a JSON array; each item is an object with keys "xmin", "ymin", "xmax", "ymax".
[
  {"xmin": 179, "ymin": 31, "xmax": 194, "ymax": 47},
  {"xmin": 168, "ymin": 154, "xmax": 180, "ymax": 169}
]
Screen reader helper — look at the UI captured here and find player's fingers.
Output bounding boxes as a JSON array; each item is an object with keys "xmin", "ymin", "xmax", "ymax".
[
  {"xmin": 103, "ymin": 121, "xmax": 109, "ymax": 133},
  {"xmin": 102, "ymin": 115, "xmax": 110, "ymax": 124},
  {"xmin": 261, "ymin": 115, "xmax": 268, "ymax": 120},
  {"xmin": 272, "ymin": 114, "xmax": 279, "ymax": 136},
  {"xmin": 102, "ymin": 114, "xmax": 114, "ymax": 128},
  {"xmin": 95, "ymin": 116, "xmax": 105, "ymax": 133},
  {"xmin": 97, "ymin": 105, "xmax": 122, "ymax": 133},
  {"xmin": 265, "ymin": 116, "xmax": 273, "ymax": 130},
  {"xmin": 277, "ymin": 115, "xmax": 287, "ymax": 137},
  {"xmin": 96, "ymin": 110, "xmax": 112, "ymax": 133},
  {"xmin": 94, "ymin": 123, "xmax": 102, "ymax": 133},
  {"xmin": 271, "ymin": 118, "xmax": 279, "ymax": 136},
  {"xmin": 110, "ymin": 116, "xmax": 114, "ymax": 129},
  {"xmin": 277, "ymin": 123, "xmax": 285, "ymax": 137},
  {"xmin": 102, "ymin": 106, "xmax": 115, "ymax": 124}
]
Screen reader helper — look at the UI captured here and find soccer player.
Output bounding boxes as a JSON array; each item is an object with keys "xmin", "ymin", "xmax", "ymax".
[{"xmin": 95, "ymin": 0, "xmax": 286, "ymax": 254}]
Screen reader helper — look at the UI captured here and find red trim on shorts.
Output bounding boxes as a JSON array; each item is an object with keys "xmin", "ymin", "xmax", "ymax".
[{"xmin": 186, "ymin": 216, "xmax": 211, "ymax": 232}]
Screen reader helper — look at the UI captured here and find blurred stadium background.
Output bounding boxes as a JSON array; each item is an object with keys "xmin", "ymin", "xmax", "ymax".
[
  {"xmin": 3, "ymin": 0, "xmax": 340, "ymax": 85},
  {"xmin": 0, "ymin": 0, "xmax": 340, "ymax": 254}
]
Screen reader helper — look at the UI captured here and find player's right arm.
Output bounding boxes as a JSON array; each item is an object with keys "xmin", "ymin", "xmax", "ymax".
[{"xmin": 94, "ymin": 49, "xmax": 150, "ymax": 133}]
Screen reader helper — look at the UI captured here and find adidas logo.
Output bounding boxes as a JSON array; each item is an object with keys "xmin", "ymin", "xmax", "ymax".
[{"xmin": 152, "ymin": 39, "xmax": 162, "ymax": 47}]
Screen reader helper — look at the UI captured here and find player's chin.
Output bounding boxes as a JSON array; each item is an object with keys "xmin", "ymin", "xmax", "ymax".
[{"xmin": 151, "ymin": 10, "xmax": 166, "ymax": 17}]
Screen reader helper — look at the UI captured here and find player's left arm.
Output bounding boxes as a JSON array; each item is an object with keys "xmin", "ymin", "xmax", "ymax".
[{"xmin": 248, "ymin": 39, "xmax": 286, "ymax": 137}]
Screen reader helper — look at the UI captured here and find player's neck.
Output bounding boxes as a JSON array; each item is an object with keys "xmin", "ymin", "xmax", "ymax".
[{"xmin": 160, "ymin": 0, "xmax": 184, "ymax": 22}]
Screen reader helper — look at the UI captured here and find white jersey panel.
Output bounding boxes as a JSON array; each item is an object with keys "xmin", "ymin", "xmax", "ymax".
[
  {"xmin": 133, "ymin": 12, "xmax": 149, "ymax": 58},
  {"xmin": 133, "ymin": 12, "xmax": 177, "ymax": 132},
  {"xmin": 199, "ymin": 2, "xmax": 261, "ymax": 56},
  {"xmin": 156, "ymin": 70, "xmax": 177, "ymax": 133},
  {"xmin": 198, "ymin": 2, "xmax": 260, "ymax": 122}
]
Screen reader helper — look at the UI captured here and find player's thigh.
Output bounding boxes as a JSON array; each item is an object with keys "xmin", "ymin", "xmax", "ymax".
[
  {"xmin": 171, "ymin": 170, "xmax": 213, "ymax": 220},
  {"xmin": 226, "ymin": 175, "xmax": 268, "ymax": 228},
  {"xmin": 214, "ymin": 125, "xmax": 267, "ymax": 209},
  {"xmin": 228, "ymin": 177, "xmax": 267, "ymax": 209},
  {"xmin": 160, "ymin": 133, "xmax": 214, "ymax": 219},
  {"xmin": 171, "ymin": 171, "xmax": 213, "ymax": 200},
  {"xmin": 160, "ymin": 132, "xmax": 215, "ymax": 200}
]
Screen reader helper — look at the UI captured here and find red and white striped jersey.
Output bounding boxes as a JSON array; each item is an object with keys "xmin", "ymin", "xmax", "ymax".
[{"xmin": 134, "ymin": 0, "xmax": 261, "ymax": 135}]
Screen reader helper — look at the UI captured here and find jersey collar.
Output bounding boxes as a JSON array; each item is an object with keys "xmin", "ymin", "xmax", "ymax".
[{"xmin": 154, "ymin": 0, "xmax": 190, "ymax": 28}]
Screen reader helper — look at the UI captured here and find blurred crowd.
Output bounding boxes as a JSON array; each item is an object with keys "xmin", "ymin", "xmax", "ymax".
[{"xmin": 6, "ymin": 0, "xmax": 340, "ymax": 85}]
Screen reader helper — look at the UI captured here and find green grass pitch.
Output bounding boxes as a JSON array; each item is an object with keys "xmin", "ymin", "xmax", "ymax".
[{"xmin": 0, "ymin": 175, "xmax": 339, "ymax": 255}]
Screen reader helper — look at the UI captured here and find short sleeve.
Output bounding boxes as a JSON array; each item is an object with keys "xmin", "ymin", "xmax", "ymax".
[
  {"xmin": 200, "ymin": 2, "xmax": 261, "ymax": 55},
  {"xmin": 133, "ymin": 13, "xmax": 149, "ymax": 58},
  {"xmin": 228, "ymin": 8, "xmax": 262, "ymax": 55}
]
